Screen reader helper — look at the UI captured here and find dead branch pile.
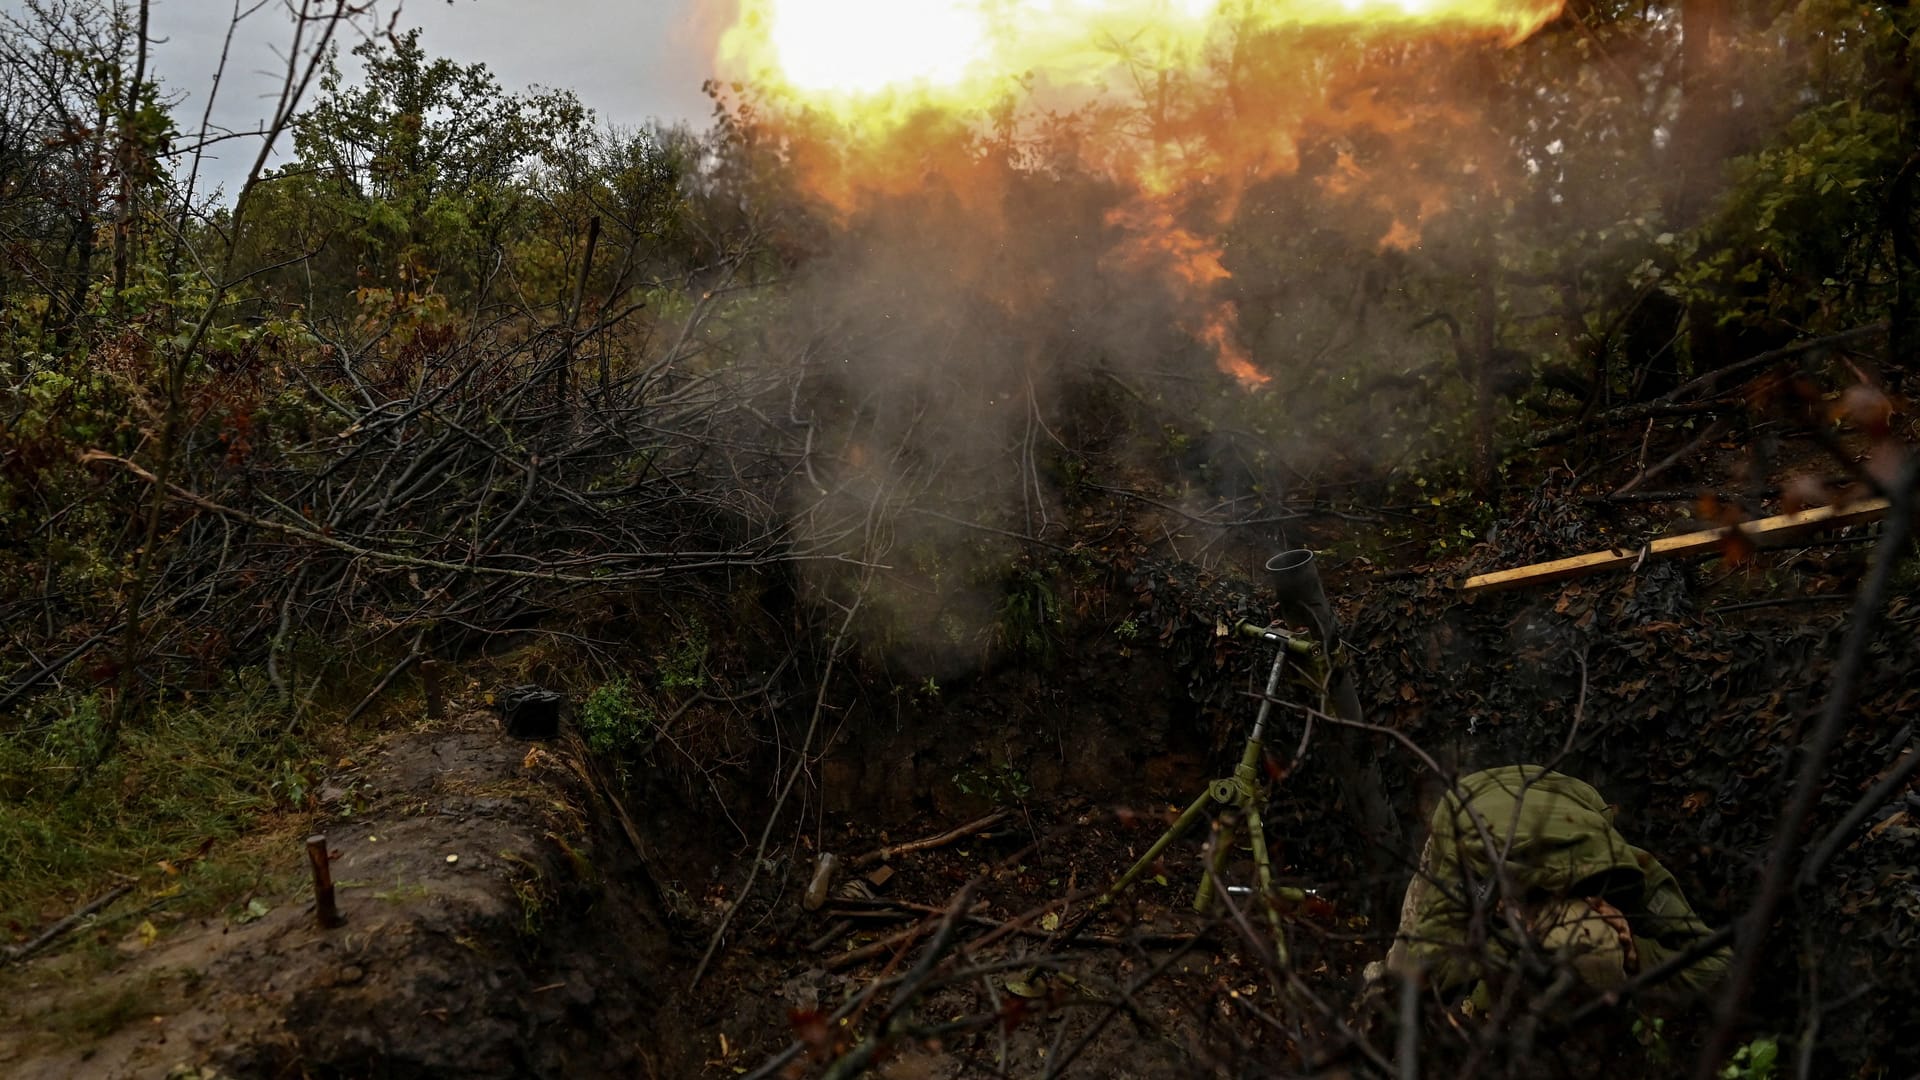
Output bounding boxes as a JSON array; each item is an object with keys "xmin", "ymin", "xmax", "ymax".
[{"xmin": 2, "ymin": 308, "xmax": 827, "ymax": 716}]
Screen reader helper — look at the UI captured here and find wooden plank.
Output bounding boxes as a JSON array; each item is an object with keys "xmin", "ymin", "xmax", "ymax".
[{"xmin": 1461, "ymin": 498, "xmax": 1891, "ymax": 595}]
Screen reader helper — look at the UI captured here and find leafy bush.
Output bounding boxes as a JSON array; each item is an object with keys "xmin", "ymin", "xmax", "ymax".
[{"xmin": 579, "ymin": 678, "xmax": 653, "ymax": 755}]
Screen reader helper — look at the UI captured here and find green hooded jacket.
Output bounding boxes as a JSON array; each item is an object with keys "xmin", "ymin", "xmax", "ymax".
[{"xmin": 1402, "ymin": 765, "xmax": 1729, "ymax": 999}]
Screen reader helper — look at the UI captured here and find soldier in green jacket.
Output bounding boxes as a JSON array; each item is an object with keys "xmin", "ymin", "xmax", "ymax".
[{"xmin": 1374, "ymin": 765, "xmax": 1729, "ymax": 1007}]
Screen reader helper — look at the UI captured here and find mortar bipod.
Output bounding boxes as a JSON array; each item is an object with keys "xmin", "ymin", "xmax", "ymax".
[{"xmin": 1090, "ymin": 621, "xmax": 1315, "ymax": 963}]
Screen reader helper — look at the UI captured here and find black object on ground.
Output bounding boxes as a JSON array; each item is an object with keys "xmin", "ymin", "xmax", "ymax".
[{"xmin": 500, "ymin": 685, "xmax": 562, "ymax": 739}]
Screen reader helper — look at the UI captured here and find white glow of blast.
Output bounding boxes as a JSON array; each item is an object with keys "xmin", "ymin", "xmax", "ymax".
[{"xmin": 767, "ymin": 0, "xmax": 988, "ymax": 93}]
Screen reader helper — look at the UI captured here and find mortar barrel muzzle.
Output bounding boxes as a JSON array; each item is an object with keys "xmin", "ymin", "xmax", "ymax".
[{"xmin": 1265, "ymin": 549, "xmax": 1337, "ymax": 645}]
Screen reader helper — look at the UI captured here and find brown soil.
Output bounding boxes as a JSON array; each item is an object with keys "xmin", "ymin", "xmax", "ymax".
[{"xmin": 0, "ymin": 708, "xmax": 687, "ymax": 1079}]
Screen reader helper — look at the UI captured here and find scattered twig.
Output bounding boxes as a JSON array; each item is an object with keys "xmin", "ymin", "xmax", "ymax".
[
  {"xmin": 1613, "ymin": 416, "xmax": 1731, "ymax": 496},
  {"xmin": 2, "ymin": 881, "xmax": 134, "ymax": 965},
  {"xmin": 850, "ymin": 810, "xmax": 1012, "ymax": 868},
  {"xmin": 691, "ymin": 590, "xmax": 866, "ymax": 989},
  {"xmin": 1710, "ymin": 594, "xmax": 1852, "ymax": 615}
]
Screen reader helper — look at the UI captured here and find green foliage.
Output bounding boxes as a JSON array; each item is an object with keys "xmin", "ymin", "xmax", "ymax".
[
  {"xmin": 998, "ymin": 566, "xmax": 1061, "ymax": 665},
  {"xmin": 498, "ymin": 851, "xmax": 551, "ymax": 938},
  {"xmin": 253, "ymin": 28, "xmax": 596, "ymax": 317},
  {"xmin": 656, "ymin": 621, "xmax": 710, "ymax": 692},
  {"xmin": 579, "ymin": 678, "xmax": 653, "ymax": 756},
  {"xmin": 0, "ymin": 678, "xmax": 311, "ymax": 931},
  {"xmin": 952, "ymin": 761, "xmax": 1032, "ymax": 806},
  {"xmin": 1672, "ymin": 100, "xmax": 1906, "ymax": 332},
  {"xmin": 1633, "ymin": 1015, "xmax": 1671, "ymax": 1068},
  {"xmin": 580, "ymin": 623, "xmax": 708, "ymax": 756},
  {"xmin": 1720, "ymin": 1037, "xmax": 1780, "ymax": 1080}
]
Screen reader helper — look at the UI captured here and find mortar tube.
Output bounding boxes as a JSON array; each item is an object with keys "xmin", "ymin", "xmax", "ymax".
[{"xmin": 1264, "ymin": 550, "xmax": 1401, "ymax": 929}]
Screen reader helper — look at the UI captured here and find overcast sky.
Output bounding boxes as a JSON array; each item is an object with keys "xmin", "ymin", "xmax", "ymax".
[{"xmin": 126, "ymin": 0, "xmax": 722, "ymax": 194}]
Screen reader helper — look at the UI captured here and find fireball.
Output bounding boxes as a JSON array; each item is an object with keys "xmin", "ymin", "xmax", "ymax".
[
  {"xmin": 715, "ymin": 0, "xmax": 1565, "ymax": 388},
  {"xmin": 726, "ymin": 0, "xmax": 1562, "ymax": 108}
]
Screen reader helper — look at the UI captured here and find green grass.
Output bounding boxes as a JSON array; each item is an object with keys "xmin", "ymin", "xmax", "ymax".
[{"xmin": 0, "ymin": 678, "xmax": 318, "ymax": 933}]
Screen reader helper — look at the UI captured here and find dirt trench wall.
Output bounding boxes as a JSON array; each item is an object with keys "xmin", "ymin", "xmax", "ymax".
[
  {"xmin": 807, "ymin": 551, "xmax": 1319, "ymax": 823},
  {"xmin": 1, "ymin": 719, "xmax": 698, "ymax": 1080},
  {"xmin": 221, "ymin": 728, "xmax": 683, "ymax": 1079}
]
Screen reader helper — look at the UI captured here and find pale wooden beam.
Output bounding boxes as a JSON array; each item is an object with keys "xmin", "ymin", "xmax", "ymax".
[{"xmin": 1460, "ymin": 498, "xmax": 1892, "ymax": 596}]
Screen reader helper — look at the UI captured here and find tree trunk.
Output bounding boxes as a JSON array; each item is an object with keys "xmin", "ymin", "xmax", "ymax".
[
  {"xmin": 1669, "ymin": 0, "xmax": 1735, "ymax": 380},
  {"xmin": 1889, "ymin": 14, "xmax": 1918, "ymax": 376},
  {"xmin": 111, "ymin": 0, "xmax": 152, "ymax": 316}
]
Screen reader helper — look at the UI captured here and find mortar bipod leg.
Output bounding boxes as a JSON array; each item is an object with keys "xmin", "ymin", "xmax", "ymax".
[
  {"xmin": 1195, "ymin": 815, "xmax": 1237, "ymax": 914},
  {"xmin": 1247, "ymin": 805, "xmax": 1290, "ymax": 969},
  {"xmin": 1098, "ymin": 785, "xmax": 1215, "ymax": 912}
]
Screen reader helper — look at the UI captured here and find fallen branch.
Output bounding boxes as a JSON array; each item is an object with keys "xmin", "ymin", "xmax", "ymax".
[
  {"xmin": 1710, "ymin": 594, "xmax": 1852, "ymax": 615},
  {"xmin": 0, "ymin": 625, "xmax": 124, "ymax": 713},
  {"xmin": 1798, "ymin": 745, "xmax": 1920, "ymax": 888},
  {"xmin": 1584, "ymin": 488, "xmax": 1773, "ymax": 505},
  {"xmin": 825, "ymin": 910, "xmax": 957, "ymax": 972},
  {"xmin": 2, "ymin": 882, "xmax": 134, "ymax": 965},
  {"xmin": 1525, "ymin": 324, "xmax": 1888, "ymax": 450},
  {"xmin": 339, "ymin": 648, "xmax": 421, "ymax": 727},
  {"xmin": 80, "ymin": 451, "xmax": 879, "ymax": 586},
  {"xmin": 1613, "ymin": 416, "xmax": 1732, "ymax": 496},
  {"xmin": 1656, "ymin": 322, "xmax": 1889, "ymax": 404},
  {"xmin": 1522, "ymin": 401, "xmax": 1729, "ymax": 450},
  {"xmin": 850, "ymin": 810, "xmax": 1012, "ymax": 869}
]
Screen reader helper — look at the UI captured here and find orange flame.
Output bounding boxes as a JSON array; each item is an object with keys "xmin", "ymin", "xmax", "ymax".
[
  {"xmin": 714, "ymin": 0, "xmax": 1563, "ymax": 389},
  {"xmin": 722, "ymin": 1, "xmax": 1563, "ymax": 112}
]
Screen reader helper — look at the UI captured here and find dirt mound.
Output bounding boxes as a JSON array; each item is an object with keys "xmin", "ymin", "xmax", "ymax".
[{"xmin": 0, "ymin": 714, "xmax": 685, "ymax": 1079}]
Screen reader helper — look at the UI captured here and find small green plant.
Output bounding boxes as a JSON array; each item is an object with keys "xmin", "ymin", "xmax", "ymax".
[
  {"xmin": 998, "ymin": 567, "xmax": 1060, "ymax": 664},
  {"xmin": 1633, "ymin": 1015, "xmax": 1671, "ymax": 1067},
  {"xmin": 1115, "ymin": 616, "xmax": 1142, "ymax": 642},
  {"xmin": 44, "ymin": 692, "xmax": 109, "ymax": 766},
  {"xmin": 579, "ymin": 678, "xmax": 654, "ymax": 755},
  {"xmin": 953, "ymin": 761, "xmax": 1032, "ymax": 806},
  {"xmin": 1720, "ymin": 1036, "xmax": 1779, "ymax": 1080},
  {"xmin": 657, "ymin": 620, "xmax": 709, "ymax": 691},
  {"xmin": 499, "ymin": 851, "xmax": 550, "ymax": 937}
]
